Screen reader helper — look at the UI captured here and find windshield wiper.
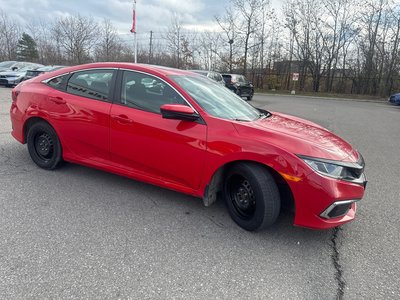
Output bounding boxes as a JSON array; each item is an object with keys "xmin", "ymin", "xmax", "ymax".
[
  {"xmin": 257, "ymin": 109, "xmax": 272, "ymax": 119},
  {"xmin": 234, "ymin": 118, "xmax": 251, "ymax": 122}
]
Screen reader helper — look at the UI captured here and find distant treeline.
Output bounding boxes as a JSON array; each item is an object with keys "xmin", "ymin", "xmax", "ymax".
[{"xmin": 1, "ymin": 0, "xmax": 399, "ymax": 96}]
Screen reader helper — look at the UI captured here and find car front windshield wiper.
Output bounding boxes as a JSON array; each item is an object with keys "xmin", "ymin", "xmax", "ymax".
[
  {"xmin": 234, "ymin": 118, "xmax": 251, "ymax": 122},
  {"xmin": 257, "ymin": 109, "xmax": 272, "ymax": 119}
]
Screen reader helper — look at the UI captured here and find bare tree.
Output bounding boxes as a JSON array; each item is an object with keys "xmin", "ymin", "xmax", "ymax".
[
  {"xmin": 95, "ymin": 19, "xmax": 121, "ymax": 61},
  {"xmin": 320, "ymin": 0, "xmax": 357, "ymax": 92},
  {"xmin": 0, "ymin": 10, "xmax": 21, "ymax": 60},
  {"xmin": 233, "ymin": 0, "xmax": 262, "ymax": 76},
  {"xmin": 27, "ymin": 19, "xmax": 62, "ymax": 65},
  {"xmin": 383, "ymin": 4, "xmax": 400, "ymax": 95},
  {"xmin": 52, "ymin": 15, "xmax": 98, "ymax": 65},
  {"xmin": 216, "ymin": 8, "xmax": 239, "ymax": 72},
  {"xmin": 165, "ymin": 17, "xmax": 183, "ymax": 68}
]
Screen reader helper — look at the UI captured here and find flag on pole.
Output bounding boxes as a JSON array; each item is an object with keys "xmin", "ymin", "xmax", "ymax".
[{"xmin": 130, "ymin": 1, "xmax": 136, "ymax": 33}]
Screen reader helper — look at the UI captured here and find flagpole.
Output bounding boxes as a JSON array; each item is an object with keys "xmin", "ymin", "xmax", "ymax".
[
  {"xmin": 134, "ymin": 31, "xmax": 137, "ymax": 63},
  {"xmin": 132, "ymin": 0, "xmax": 137, "ymax": 63}
]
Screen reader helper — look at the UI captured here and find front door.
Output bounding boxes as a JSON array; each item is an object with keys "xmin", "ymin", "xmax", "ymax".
[{"xmin": 109, "ymin": 70, "xmax": 207, "ymax": 190}]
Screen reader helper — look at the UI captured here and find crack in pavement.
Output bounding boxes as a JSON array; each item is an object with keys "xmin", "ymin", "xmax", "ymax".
[{"xmin": 331, "ymin": 227, "xmax": 346, "ymax": 300}]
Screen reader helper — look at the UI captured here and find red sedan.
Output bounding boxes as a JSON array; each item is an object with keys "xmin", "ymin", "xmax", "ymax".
[{"xmin": 10, "ymin": 63, "xmax": 367, "ymax": 231}]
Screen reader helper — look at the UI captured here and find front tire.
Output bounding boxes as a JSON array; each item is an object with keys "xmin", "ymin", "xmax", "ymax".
[
  {"xmin": 223, "ymin": 163, "xmax": 280, "ymax": 231},
  {"xmin": 27, "ymin": 121, "xmax": 63, "ymax": 170}
]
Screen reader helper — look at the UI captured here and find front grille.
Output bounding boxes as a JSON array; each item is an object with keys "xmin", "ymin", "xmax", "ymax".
[{"xmin": 347, "ymin": 152, "xmax": 365, "ymax": 180}]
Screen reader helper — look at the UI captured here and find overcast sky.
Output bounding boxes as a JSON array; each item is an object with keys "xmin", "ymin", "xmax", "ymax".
[{"xmin": 2, "ymin": 0, "xmax": 282, "ymax": 36}]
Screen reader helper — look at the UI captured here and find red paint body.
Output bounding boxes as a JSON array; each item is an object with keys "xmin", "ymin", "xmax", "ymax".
[{"xmin": 10, "ymin": 63, "xmax": 366, "ymax": 229}]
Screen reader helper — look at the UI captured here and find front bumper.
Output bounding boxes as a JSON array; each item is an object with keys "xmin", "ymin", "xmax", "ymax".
[
  {"xmin": 0, "ymin": 77, "xmax": 22, "ymax": 86},
  {"xmin": 290, "ymin": 171, "xmax": 366, "ymax": 229}
]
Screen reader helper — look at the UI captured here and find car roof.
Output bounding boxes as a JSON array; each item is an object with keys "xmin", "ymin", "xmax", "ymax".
[
  {"xmin": 38, "ymin": 62, "xmax": 198, "ymax": 81},
  {"xmin": 189, "ymin": 70, "xmax": 209, "ymax": 75}
]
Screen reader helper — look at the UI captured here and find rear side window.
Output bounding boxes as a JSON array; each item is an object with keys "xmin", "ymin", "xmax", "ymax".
[
  {"xmin": 47, "ymin": 74, "xmax": 69, "ymax": 91},
  {"xmin": 215, "ymin": 73, "xmax": 223, "ymax": 82},
  {"xmin": 236, "ymin": 75, "xmax": 246, "ymax": 83},
  {"xmin": 222, "ymin": 75, "xmax": 231, "ymax": 83},
  {"xmin": 66, "ymin": 70, "xmax": 114, "ymax": 102}
]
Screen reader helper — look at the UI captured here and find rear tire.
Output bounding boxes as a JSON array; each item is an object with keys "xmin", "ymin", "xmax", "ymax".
[
  {"xmin": 27, "ymin": 121, "xmax": 63, "ymax": 170},
  {"xmin": 223, "ymin": 163, "xmax": 280, "ymax": 231}
]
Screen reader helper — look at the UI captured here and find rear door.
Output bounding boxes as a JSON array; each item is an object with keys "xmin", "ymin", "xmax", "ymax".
[
  {"xmin": 109, "ymin": 70, "xmax": 207, "ymax": 190},
  {"xmin": 45, "ymin": 69, "xmax": 116, "ymax": 163}
]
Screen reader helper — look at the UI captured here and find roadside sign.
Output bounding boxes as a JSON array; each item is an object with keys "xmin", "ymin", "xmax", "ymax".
[{"xmin": 292, "ymin": 73, "xmax": 299, "ymax": 81}]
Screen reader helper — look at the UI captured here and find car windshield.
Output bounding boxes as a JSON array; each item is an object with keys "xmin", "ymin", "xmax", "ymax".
[
  {"xmin": 170, "ymin": 75, "xmax": 260, "ymax": 121},
  {"xmin": 19, "ymin": 65, "xmax": 39, "ymax": 72},
  {"xmin": 37, "ymin": 66, "xmax": 57, "ymax": 72},
  {"xmin": 0, "ymin": 61, "xmax": 16, "ymax": 68},
  {"xmin": 235, "ymin": 75, "xmax": 246, "ymax": 83}
]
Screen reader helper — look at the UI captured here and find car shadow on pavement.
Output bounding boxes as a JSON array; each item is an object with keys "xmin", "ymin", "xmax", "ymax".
[{"xmin": 56, "ymin": 162, "xmax": 332, "ymax": 242}]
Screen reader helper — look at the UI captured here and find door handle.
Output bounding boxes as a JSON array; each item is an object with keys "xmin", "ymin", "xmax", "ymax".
[
  {"xmin": 111, "ymin": 114, "xmax": 133, "ymax": 124},
  {"xmin": 49, "ymin": 96, "xmax": 66, "ymax": 104}
]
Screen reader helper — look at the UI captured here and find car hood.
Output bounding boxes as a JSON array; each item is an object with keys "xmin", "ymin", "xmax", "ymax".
[
  {"xmin": 233, "ymin": 112, "xmax": 359, "ymax": 162},
  {"xmin": 0, "ymin": 71, "xmax": 25, "ymax": 76}
]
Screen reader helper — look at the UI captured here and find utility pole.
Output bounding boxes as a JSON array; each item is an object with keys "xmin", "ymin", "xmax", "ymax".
[
  {"xmin": 149, "ymin": 30, "xmax": 153, "ymax": 64},
  {"xmin": 229, "ymin": 39, "xmax": 234, "ymax": 73},
  {"xmin": 177, "ymin": 30, "xmax": 180, "ymax": 68},
  {"xmin": 209, "ymin": 43, "xmax": 212, "ymax": 71}
]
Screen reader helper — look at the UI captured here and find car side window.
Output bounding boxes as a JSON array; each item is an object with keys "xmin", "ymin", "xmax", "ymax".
[
  {"xmin": 120, "ymin": 71, "xmax": 187, "ymax": 113},
  {"xmin": 47, "ymin": 74, "xmax": 69, "ymax": 91},
  {"xmin": 66, "ymin": 70, "xmax": 114, "ymax": 102}
]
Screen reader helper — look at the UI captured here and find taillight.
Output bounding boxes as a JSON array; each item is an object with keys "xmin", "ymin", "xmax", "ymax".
[{"xmin": 11, "ymin": 89, "xmax": 19, "ymax": 102}]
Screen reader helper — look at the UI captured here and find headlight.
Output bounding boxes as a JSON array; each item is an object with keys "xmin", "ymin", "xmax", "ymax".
[
  {"xmin": 303, "ymin": 159, "xmax": 345, "ymax": 178},
  {"xmin": 298, "ymin": 155, "xmax": 364, "ymax": 181}
]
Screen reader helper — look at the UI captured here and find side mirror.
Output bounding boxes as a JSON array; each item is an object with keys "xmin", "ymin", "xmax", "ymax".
[
  {"xmin": 12, "ymin": 67, "xmax": 18, "ymax": 71},
  {"xmin": 160, "ymin": 104, "xmax": 199, "ymax": 122}
]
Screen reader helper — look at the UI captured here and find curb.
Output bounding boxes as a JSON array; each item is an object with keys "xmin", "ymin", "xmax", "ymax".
[{"xmin": 254, "ymin": 93, "xmax": 388, "ymax": 104}]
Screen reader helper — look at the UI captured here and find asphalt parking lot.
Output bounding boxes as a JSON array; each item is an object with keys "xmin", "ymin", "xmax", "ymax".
[{"xmin": 1, "ymin": 86, "xmax": 399, "ymax": 299}]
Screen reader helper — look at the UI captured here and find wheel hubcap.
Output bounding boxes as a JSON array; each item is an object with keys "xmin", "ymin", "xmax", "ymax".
[
  {"xmin": 35, "ymin": 133, "xmax": 54, "ymax": 159},
  {"xmin": 229, "ymin": 176, "xmax": 256, "ymax": 218}
]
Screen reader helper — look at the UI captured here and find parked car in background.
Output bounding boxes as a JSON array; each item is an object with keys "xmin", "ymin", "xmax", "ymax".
[
  {"xmin": 388, "ymin": 92, "xmax": 400, "ymax": 105},
  {"xmin": 190, "ymin": 70, "xmax": 226, "ymax": 87},
  {"xmin": 0, "ymin": 63, "xmax": 43, "ymax": 87},
  {"xmin": 0, "ymin": 61, "xmax": 17, "ymax": 72},
  {"xmin": 10, "ymin": 62, "xmax": 367, "ymax": 232},
  {"xmin": 222, "ymin": 74, "xmax": 254, "ymax": 101},
  {"xmin": 0, "ymin": 61, "xmax": 37, "ymax": 72},
  {"xmin": 23, "ymin": 65, "xmax": 65, "ymax": 81}
]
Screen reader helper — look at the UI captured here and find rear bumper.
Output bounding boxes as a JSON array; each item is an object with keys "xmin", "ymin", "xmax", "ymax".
[
  {"xmin": 291, "ymin": 171, "xmax": 366, "ymax": 229},
  {"xmin": 10, "ymin": 102, "xmax": 25, "ymax": 143},
  {"xmin": 388, "ymin": 97, "xmax": 400, "ymax": 105}
]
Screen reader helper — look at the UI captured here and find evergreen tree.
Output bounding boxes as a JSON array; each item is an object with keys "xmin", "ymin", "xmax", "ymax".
[{"xmin": 16, "ymin": 33, "xmax": 39, "ymax": 62}]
